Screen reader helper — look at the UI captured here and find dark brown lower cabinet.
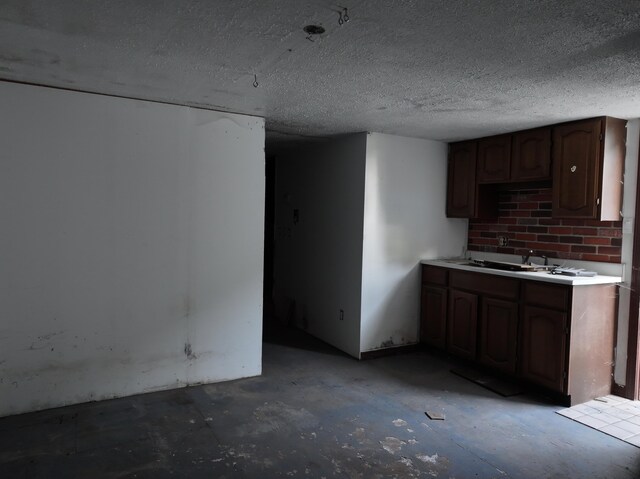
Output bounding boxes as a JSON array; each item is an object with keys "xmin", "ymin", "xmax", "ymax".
[
  {"xmin": 420, "ymin": 285, "xmax": 447, "ymax": 349},
  {"xmin": 478, "ymin": 298, "xmax": 518, "ymax": 373},
  {"xmin": 447, "ymin": 289, "xmax": 477, "ymax": 359},
  {"xmin": 520, "ymin": 306, "xmax": 568, "ymax": 392},
  {"xmin": 420, "ymin": 264, "xmax": 617, "ymax": 405}
]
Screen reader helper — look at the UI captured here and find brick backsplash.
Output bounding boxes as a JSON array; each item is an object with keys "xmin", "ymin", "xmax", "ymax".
[{"xmin": 467, "ymin": 188, "xmax": 622, "ymax": 263}]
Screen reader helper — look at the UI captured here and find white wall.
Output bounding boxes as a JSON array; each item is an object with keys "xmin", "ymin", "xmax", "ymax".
[
  {"xmin": 360, "ymin": 133, "xmax": 467, "ymax": 353},
  {"xmin": 615, "ymin": 118, "xmax": 640, "ymax": 386},
  {"xmin": 0, "ymin": 82, "xmax": 265, "ymax": 416},
  {"xmin": 272, "ymin": 135, "xmax": 367, "ymax": 358}
]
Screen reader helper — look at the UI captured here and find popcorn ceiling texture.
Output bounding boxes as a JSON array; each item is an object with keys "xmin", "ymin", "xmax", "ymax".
[
  {"xmin": 0, "ymin": 0, "xmax": 639, "ymax": 145},
  {"xmin": 467, "ymin": 188, "xmax": 622, "ymax": 263}
]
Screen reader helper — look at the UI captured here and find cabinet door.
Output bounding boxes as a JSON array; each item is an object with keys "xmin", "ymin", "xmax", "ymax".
[
  {"xmin": 447, "ymin": 289, "xmax": 478, "ymax": 359},
  {"xmin": 552, "ymin": 119, "xmax": 602, "ymax": 218},
  {"xmin": 511, "ymin": 128, "xmax": 551, "ymax": 181},
  {"xmin": 420, "ymin": 285, "xmax": 447, "ymax": 349},
  {"xmin": 446, "ymin": 141, "xmax": 477, "ymax": 217},
  {"xmin": 520, "ymin": 306, "xmax": 567, "ymax": 392},
  {"xmin": 479, "ymin": 298, "xmax": 518, "ymax": 374},
  {"xmin": 477, "ymin": 135, "xmax": 511, "ymax": 183}
]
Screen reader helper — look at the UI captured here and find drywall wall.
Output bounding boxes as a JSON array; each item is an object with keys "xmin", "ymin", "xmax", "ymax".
[
  {"xmin": 614, "ymin": 118, "xmax": 640, "ymax": 386},
  {"xmin": 360, "ymin": 133, "xmax": 467, "ymax": 353},
  {"xmin": 272, "ymin": 135, "xmax": 367, "ymax": 358},
  {"xmin": 0, "ymin": 82, "xmax": 265, "ymax": 417}
]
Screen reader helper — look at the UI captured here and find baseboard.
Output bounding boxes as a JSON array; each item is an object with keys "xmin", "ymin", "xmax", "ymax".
[{"xmin": 360, "ymin": 343, "xmax": 421, "ymax": 360}]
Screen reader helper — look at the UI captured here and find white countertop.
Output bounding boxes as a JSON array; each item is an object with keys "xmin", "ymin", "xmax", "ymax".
[{"xmin": 421, "ymin": 259, "xmax": 622, "ymax": 286}]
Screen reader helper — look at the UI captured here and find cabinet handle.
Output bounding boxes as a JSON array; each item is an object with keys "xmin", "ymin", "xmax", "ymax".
[{"xmin": 570, "ymin": 165, "xmax": 577, "ymax": 173}]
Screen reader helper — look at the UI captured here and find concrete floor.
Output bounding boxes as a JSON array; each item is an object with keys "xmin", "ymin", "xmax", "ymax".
[{"xmin": 1, "ymin": 327, "xmax": 639, "ymax": 478}]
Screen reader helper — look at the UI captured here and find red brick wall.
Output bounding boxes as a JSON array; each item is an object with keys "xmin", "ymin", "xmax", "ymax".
[{"xmin": 467, "ymin": 188, "xmax": 622, "ymax": 263}]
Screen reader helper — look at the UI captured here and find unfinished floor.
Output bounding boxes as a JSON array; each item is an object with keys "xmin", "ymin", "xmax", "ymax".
[{"xmin": 1, "ymin": 327, "xmax": 639, "ymax": 478}]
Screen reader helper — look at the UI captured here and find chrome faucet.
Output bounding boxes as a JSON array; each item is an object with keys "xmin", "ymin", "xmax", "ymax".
[
  {"xmin": 522, "ymin": 249, "xmax": 534, "ymax": 265},
  {"xmin": 522, "ymin": 250, "xmax": 550, "ymax": 266}
]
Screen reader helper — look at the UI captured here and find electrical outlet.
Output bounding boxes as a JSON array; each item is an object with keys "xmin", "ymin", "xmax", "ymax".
[
  {"xmin": 497, "ymin": 235, "xmax": 508, "ymax": 247},
  {"xmin": 339, "ymin": 309, "xmax": 344, "ymax": 321}
]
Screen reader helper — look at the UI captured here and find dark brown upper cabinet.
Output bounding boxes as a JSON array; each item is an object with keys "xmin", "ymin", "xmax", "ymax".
[
  {"xmin": 511, "ymin": 127, "xmax": 552, "ymax": 181},
  {"xmin": 477, "ymin": 129, "xmax": 551, "ymax": 184},
  {"xmin": 446, "ymin": 141, "xmax": 477, "ymax": 217},
  {"xmin": 552, "ymin": 117, "xmax": 626, "ymax": 220},
  {"xmin": 446, "ymin": 116, "xmax": 625, "ymax": 219},
  {"xmin": 446, "ymin": 141, "xmax": 499, "ymax": 219},
  {"xmin": 477, "ymin": 135, "xmax": 511, "ymax": 183}
]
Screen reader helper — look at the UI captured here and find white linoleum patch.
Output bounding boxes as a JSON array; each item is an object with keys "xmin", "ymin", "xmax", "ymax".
[{"xmin": 557, "ymin": 396, "xmax": 640, "ymax": 447}]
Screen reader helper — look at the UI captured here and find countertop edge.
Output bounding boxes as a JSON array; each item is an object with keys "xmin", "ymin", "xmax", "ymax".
[{"xmin": 420, "ymin": 259, "xmax": 622, "ymax": 286}]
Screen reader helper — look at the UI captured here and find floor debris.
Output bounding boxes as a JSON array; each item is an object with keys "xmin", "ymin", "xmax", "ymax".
[
  {"xmin": 425, "ymin": 411, "xmax": 445, "ymax": 420},
  {"xmin": 416, "ymin": 453, "xmax": 439, "ymax": 464},
  {"xmin": 380, "ymin": 436, "xmax": 405, "ymax": 454}
]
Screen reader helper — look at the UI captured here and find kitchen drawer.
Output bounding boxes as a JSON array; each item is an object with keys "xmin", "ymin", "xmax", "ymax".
[
  {"xmin": 422, "ymin": 265, "xmax": 448, "ymax": 286},
  {"xmin": 450, "ymin": 270, "xmax": 519, "ymax": 300},
  {"xmin": 524, "ymin": 282, "xmax": 569, "ymax": 311}
]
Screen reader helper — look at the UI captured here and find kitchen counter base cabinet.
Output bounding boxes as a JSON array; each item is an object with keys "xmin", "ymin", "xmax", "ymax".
[
  {"xmin": 447, "ymin": 290, "xmax": 478, "ymax": 359},
  {"xmin": 522, "ymin": 281, "xmax": 617, "ymax": 404},
  {"xmin": 420, "ymin": 285, "xmax": 448, "ymax": 349},
  {"xmin": 520, "ymin": 305, "xmax": 567, "ymax": 393},
  {"xmin": 420, "ymin": 266, "xmax": 449, "ymax": 350},
  {"xmin": 479, "ymin": 298, "xmax": 518, "ymax": 374},
  {"xmin": 419, "ymin": 265, "xmax": 617, "ymax": 405},
  {"xmin": 566, "ymin": 285, "xmax": 617, "ymax": 405}
]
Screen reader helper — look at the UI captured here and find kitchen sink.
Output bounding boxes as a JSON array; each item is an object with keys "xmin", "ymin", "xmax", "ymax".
[
  {"xmin": 469, "ymin": 259, "xmax": 554, "ymax": 272},
  {"xmin": 440, "ymin": 258, "xmax": 554, "ymax": 272},
  {"xmin": 441, "ymin": 258, "xmax": 478, "ymax": 265}
]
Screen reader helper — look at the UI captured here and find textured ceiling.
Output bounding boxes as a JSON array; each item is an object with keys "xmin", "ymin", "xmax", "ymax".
[{"xmin": 1, "ymin": 0, "xmax": 640, "ymax": 144}]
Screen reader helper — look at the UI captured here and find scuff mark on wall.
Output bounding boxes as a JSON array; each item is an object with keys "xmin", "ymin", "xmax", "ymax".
[
  {"xmin": 27, "ymin": 330, "xmax": 67, "ymax": 351},
  {"xmin": 380, "ymin": 337, "xmax": 395, "ymax": 348},
  {"xmin": 38, "ymin": 331, "xmax": 65, "ymax": 341},
  {"xmin": 375, "ymin": 332, "xmax": 411, "ymax": 350},
  {"xmin": 184, "ymin": 343, "xmax": 197, "ymax": 361}
]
